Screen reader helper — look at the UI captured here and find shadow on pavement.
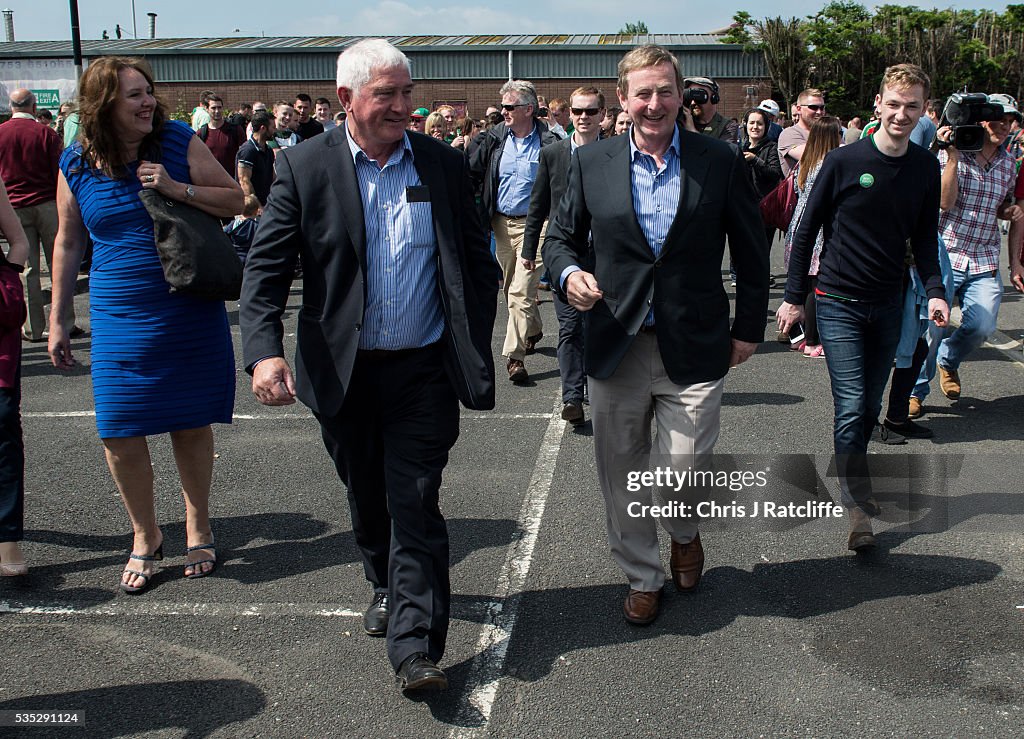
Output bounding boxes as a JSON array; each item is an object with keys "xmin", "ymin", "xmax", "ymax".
[{"xmin": 0, "ymin": 679, "xmax": 265, "ymax": 738}]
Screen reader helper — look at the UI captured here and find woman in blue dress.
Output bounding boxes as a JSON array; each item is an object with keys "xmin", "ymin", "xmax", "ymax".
[{"xmin": 48, "ymin": 57, "xmax": 243, "ymax": 593}]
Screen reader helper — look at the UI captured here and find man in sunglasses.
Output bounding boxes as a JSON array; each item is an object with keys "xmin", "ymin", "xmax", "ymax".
[
  {"xmin": 522, "ymin": 86, "xmax": 606, "ymax": 426},
  {"xmin": 778, "ymin": 88, "xmax": 827, "ymax": 176},
  {"xmin": 469, "ymin": 79, "xmax": 561, "ymax": 384}
]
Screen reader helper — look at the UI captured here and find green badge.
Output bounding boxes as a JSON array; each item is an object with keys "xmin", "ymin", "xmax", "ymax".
[{"xmin": 859, "ymin": 173, "xmax": 875, "ymax": 188}]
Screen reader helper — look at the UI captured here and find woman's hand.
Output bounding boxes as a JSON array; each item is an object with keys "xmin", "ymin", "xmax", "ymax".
[
  {"xmin": 48, "ymin": 323, "xmax": 75, "ymax": 370},
  {"xmin": 743, "ymin": 151, "xmax": 756, "ymax": 161},
  {"xmin": 137, "ymin": 161, "xmax": 177, "ymax": 197}
]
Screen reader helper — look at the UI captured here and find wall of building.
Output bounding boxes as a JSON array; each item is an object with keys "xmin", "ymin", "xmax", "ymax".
[{"xmin": 158, "ymin": 78, "xmax": 773, "ymax": 124}]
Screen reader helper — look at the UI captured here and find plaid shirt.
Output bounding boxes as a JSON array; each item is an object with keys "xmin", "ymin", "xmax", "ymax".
[{"xmin": 938, "ymin": 147, "xmax": 1016, "ymax": 274}]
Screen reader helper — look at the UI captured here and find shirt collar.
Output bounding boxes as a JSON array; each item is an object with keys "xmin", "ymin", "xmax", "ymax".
[
  {"xmin": 11, "ymin": 112, "xmax": 35, "ymax": 120},
  {"xmin": 506, "ymin": 122, "xmax": 538, "ymax": 143},
  {"xmin": 345, "ymin": 122, "xmax": 413, "ymax": 166},
  {"xmin": 629, "ymin": 124, "xmax": 680, "ymax": 162}
]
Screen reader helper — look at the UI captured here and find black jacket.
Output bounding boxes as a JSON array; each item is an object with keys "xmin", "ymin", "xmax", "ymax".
[
  {"xmin": 743, "ymin": 138, "xmax": 783, "ymax": 201},
  {"xmin": 468, "ymin": 120, "xmax": 561, "ymax": 225},
  {"xmin": 240, "ymin": 127, "xmax": 501, "ymax": 414},
  {"xmin": 543, "ymin": 125, "xmax": 769, "ymax": 385}
]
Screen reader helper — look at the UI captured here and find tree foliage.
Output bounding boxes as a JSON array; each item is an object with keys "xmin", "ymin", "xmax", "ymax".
[
  {"xmin": 725, "ymin": 3, "xmax": 1024, "ymax": 117},
  {"xmin": 620, "ymin": 21, "xmax": 649, "ymax": 34}
]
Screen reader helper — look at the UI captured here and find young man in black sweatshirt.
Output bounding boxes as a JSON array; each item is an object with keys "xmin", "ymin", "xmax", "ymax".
[{"xmin": 776, "ymin": 64, "xmax": 950, "ymax": 552}]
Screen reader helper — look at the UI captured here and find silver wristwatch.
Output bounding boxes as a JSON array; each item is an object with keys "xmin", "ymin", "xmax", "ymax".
[{"xmin": 184, "ymin": 184, "xmax": 196, "ymax": 201}]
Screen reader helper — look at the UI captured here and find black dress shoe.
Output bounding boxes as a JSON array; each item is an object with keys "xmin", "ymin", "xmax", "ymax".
[
  {"xmin": 560, "ymin": 401, "xmax": 584, "ymax": 426},
  {"xmin": 396, "ymin": 652, "xmax": 447, "ymax": 692},
  {"xmin": 363, "ymin": 593, "xmax": 390, "ymax": 636}
]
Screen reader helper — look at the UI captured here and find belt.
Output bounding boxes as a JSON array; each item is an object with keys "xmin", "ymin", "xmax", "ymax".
[
  {"xmin": 356, "ymin": 341, "xmax": 441, "ymax": 362},
  {"xmin": 495, "ymin": 211, "xmax": 527, "ymax": 219}
]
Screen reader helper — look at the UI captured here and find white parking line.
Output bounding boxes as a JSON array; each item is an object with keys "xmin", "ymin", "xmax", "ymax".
[
  {"xmin": 22, "ymin": 411, "xmax": 552, "ymax": 421},
  {"xmin": 0, "ymin": 601, "xmax": 363, "ymax": 617},
  {"xmin": 450, "ymin": 397, "xmax": 566, "ymax": 737}
]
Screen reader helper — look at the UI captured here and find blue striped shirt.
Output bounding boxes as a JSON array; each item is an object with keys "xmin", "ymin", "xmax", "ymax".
[
  {"xmin": 347, "ymin": 127, "xmax": 444, "ymax": 350},
  {"xmin": 496, "ymin": 124, "xmax": 541, "ymax": 216},
  {"xmin": 630, "ymin": 127, "xmax": 681, "ymax": 325}
]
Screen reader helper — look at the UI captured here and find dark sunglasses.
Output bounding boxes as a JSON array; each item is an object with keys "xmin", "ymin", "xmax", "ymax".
[
  {"xmin": 571, "ymin": 107, "xmax": 601, "ymax": 116},
  {"xmin": 501, "ymin": 103, "xmax": 528, "ymax": 111},
  {"xmin": 802, "ymin": 104, "xmax": 825, "ymax": 111}
]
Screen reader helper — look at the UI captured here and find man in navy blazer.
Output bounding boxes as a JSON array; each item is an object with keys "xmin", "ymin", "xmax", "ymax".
[
  {"xmin": 543, "ymin": 45, "xmax": 769, "ymax": 626},
  {"xmin": 240, "ymin": 39, "xmax": 499, "ymax": 692},
  {"xmin": 523, "ymin": 85, "xmax": 607, "ymax": 427}
]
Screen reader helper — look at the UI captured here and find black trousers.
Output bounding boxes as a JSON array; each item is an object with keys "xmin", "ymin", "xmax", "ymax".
[
  {"xmin": 315, "ymin": 342, "xmax": 459, "ymax": 671},
  {"xmin": 0, "ymin": 370, "xmax": 23, "ymax": 544},
  {"xmin": 551, "ymin": 285, "xmax": 585, "ymax": 404},
  {"xmin": 886, "ymin": 337, "xmax": 929, "ymax": 423}
]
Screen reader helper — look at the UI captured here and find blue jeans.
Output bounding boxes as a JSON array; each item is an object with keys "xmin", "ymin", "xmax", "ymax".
[
  {"xmin": 913, "ymin": 269, "xmax": 1001, "ymax": 400},
  {"xmin": 815, "ymin": 294, "xmax": 902, "ymax": 510}
]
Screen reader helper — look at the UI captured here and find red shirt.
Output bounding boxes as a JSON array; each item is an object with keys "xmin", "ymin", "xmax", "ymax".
[
  {"xmin": 0, "ymin": 115, "xmax": 62, "ymax": 208},
  {"xmin": 1015, "ymin": 164, "xmax": 1023, "ymax": 200},
  {"xmin": 203, "ymin": 123, "xmax": 245, "ymax": 176}
]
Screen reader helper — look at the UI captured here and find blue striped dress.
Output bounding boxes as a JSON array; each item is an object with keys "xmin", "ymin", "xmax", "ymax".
[{"xmin": 59, "ymin": 120, "xmax": 235, "ymax": 438}]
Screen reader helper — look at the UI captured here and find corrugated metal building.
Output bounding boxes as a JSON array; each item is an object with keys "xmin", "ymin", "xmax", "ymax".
[{"xmin": 0, "ymin": 34, "xmax": 770, "ymax": 120}]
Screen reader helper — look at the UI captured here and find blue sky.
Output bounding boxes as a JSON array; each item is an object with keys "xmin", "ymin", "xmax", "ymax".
[{"xmin": 8, "ymin": 1, "xmax": 1015, "ymax": 42}]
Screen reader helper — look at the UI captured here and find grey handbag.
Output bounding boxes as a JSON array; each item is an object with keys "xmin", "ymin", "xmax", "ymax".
[{"xmin": 139, "ymin": 189, "xmax": 243, "ymax": 301}]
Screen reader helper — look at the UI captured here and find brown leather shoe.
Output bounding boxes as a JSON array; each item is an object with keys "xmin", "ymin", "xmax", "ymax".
[
  {"xmin": 908, "ymin": 397, "xmax": 924, "ymax": 419},
  {"xmin": 525, "ymin": 333, "xmax": 543, "ymax": 354},
  {"xmin": 670, "ymin": 533, "xmax": 705, "ymax": 592},
  {"xmin": 939, "ymin": 366, "xmax": 961, "ymax": 399},
  {"xmin": 847, "ymin": 506, "xmax": 876, "ymax": 552},
  {"xmin": 507, "ymin": 358, "xmax": 528, "ymax": 383},
  {"xmin": 623, "ymin": 588, "xmax": 661, "ymax": 625}
]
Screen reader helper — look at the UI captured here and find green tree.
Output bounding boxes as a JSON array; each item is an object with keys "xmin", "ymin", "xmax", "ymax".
[{"xmin": 619, "ymin": 21, "xmax": 649, "ymax": 34}]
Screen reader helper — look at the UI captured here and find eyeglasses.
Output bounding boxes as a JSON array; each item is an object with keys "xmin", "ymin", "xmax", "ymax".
[
  {"xmin": 802, "ymin": 104, "xmax": 825, "ymax": 111},
  {"xmin": 571, "ymin": 107, "xmax": 601, "ymax": 116},
  {"xmin": 501, "ymin": 103, "xmax": 528, "ymax": 112}
]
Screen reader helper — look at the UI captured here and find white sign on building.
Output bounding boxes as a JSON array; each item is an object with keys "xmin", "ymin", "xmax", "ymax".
[{"xmin": 0, "ymin": 58, "xmax": 79, "ymax": 112}]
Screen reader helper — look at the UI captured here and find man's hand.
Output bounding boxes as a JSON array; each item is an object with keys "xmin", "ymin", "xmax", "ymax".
[
  {"xmin": 743, "ymin": 151, "xmax": 756, "ymax": 161},
  {"xmin": 729, "ymin": 339, "xmax": 758, "ymax": 368},
  {"xmin": 928, "ymin": 297, "xmax": 950, "ymax": 327},
  {"xmin": 520, "ymin": 258, "xmax": 536, "ymax": 271},
  {"xmin": 937, "ymin": 125, "xmax": 959, "ymax": 158},
  {"xmin": 1000, "ymin": 203, "xmax": 1024, "ymax": 223},
  {"xmin": 252, "ymin": 356, "xmax": 297, "ymax": 406},
  {"xmin": 1011, "ymin": 263, "xmax": 1024, "ymax": 293},
  {"xmin": 775, "ymin": 301, "xmax": 805, "ymax": 334},
  {"xmin": 565, "ymin": 270, "xmax": 604, "ymax": 311}
]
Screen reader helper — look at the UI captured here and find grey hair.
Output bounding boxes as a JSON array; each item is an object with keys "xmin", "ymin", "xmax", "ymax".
[
  {"xmin": 336, "ymin": 38, "xmax": 411, "ymax": 95},
  {"xmin": 499, "ymin": 80, "xmax": 538, "ymax": 111}
]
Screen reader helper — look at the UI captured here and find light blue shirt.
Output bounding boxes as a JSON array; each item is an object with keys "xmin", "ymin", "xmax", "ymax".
[
  {"xmin": 346, "ymin": 126, "xmax": 445, "ymax": 351},
  {"xmin": 496, "ymin": 124, "xmax": 541, "ymax": 216},
  {"xmin": 910, "ymin": 115, "xmax": 937, "ymax": 149}
]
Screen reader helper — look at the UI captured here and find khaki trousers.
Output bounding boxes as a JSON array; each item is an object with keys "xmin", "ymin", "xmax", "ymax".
[
  {"xmin": 491, "ymin": 213, "xmax": 544, "ymax": 361},
  {"xmin": 589, "ymin": 331, "xmax": 724, "ymax": 592},
  {"xmin": 17, "ymin": 201, "xmax": 75, "ymax": 339}
]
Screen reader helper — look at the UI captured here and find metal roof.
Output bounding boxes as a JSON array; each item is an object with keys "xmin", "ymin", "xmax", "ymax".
[{"xmin": 0, "ymin": 33, "xmax": 736, "ymax": 56}]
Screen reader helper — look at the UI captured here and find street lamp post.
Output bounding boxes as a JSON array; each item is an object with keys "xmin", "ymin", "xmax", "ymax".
[
  {"xmin": 131, "ymin": 0, "xmax": 137, "ymax": 40},
  {"xmin": 68, "ymin": 0, "xmax": 83, "ymax": 81}
]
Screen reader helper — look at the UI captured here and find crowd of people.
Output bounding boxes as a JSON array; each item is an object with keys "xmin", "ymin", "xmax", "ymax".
[{"xmin": 0, "ymin": 38, "xmax": 1022, "ymax": 696}]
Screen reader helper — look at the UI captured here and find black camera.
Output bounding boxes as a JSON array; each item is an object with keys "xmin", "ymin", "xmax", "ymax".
[
  {"xmin": 683, "ymin": 87, "xmax": 709, "ymax": 106},
  {"xmin": 940, "ymin": 92, "xmax": 1005, "ymax": 152}
]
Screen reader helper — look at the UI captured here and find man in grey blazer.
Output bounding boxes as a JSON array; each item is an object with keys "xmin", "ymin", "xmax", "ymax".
[
  {"xmin": 523, "ymin": 86, "xmax": 607, "ymax": 427},
  {"xmin": 543, "ymin": 45, "xmax": 769, "ymax": 626},
  {"xmin": 240, "ymin": 39, "xmax": 499, "ymax": 692}
]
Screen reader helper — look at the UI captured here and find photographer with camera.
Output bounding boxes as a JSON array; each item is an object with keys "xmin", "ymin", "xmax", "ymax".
[
  {"xmin": 909, "ymin": 93, "xmax": 1023, "ymax": 414},
  {"xmin": 683, "ymin": 76, "xmax": 738, "ymax": 143}
]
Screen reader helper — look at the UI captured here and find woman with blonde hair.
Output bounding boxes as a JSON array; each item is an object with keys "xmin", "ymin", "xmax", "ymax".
[
  {"xmin": 49, "ymin": 57, "xmax": 242, "ymax": 593},
  {"xmin": 783, "ymin": 115, "xmax": 842, "ymax": 357},
  {"xmin": 424, "ymin": 112, "xmax": 447, "ymax": 140}
]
